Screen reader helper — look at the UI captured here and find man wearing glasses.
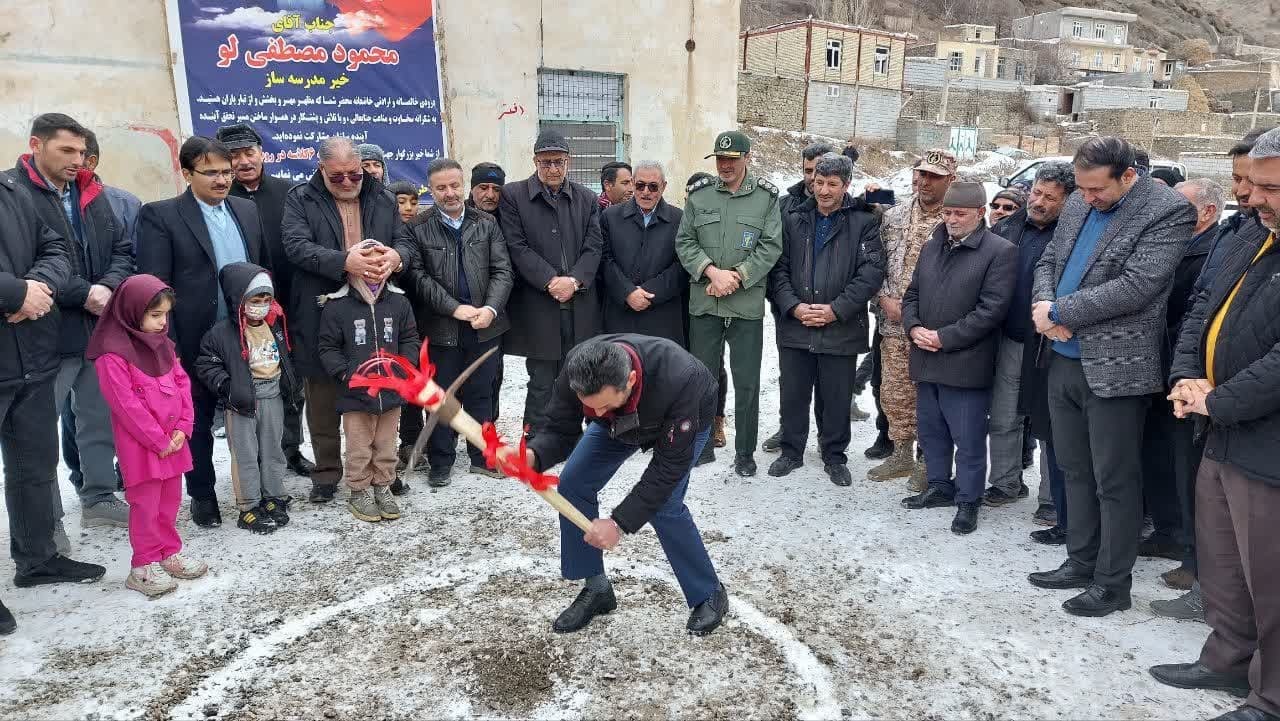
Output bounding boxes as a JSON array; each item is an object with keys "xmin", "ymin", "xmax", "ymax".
[
  {"xmin": 282, "ymin": 136, "xmax": 404, "ymax": 504},
  {"xmin": 988, "ymin": 187, "xmax": 1027, "ymax": 225},
  {"xmin": 137, "ymin": 136, "xmax": 269, "ymax": 526},
  {"xmin": 499, "ymin": 129, "xmax": 603, "ymax": 436}
]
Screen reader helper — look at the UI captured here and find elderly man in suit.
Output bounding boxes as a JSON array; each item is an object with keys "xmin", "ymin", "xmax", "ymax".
[
  {"xmin": 1026, "ymin": 137, "xmax": 1195, "ymax": 617},
  {"xmin": 137, "ymin": 136, "xmax": 269, "ymax": 528}
]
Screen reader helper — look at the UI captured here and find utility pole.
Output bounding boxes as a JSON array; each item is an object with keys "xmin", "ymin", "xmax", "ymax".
[{"xmin": 1253, "ymin": 59, "xmax": 1264, "ymax": 128}]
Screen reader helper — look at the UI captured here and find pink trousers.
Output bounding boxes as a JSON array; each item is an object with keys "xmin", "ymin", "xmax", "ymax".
[{"xmin": 123, "ymin": 475, "xmax": 183, "ymax": 568}]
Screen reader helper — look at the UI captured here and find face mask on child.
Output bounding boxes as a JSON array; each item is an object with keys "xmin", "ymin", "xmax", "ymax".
[{"xmin": 244, "ymin": 302, "xmax": 271, "ymax": 321}]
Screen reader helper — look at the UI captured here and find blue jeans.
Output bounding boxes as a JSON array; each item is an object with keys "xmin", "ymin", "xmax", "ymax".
[
  {"xmin": 916, "ymin": 382, "xmax": 991, "ymax": 504},
  {"xmin": 558, "ymin": 423, "xmax": 719, "ymax": 607}
]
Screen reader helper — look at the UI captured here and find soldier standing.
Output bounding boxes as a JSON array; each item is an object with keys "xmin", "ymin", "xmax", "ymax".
[
  {"xmin": 675, "ymin": 130, "xmax": 783, "ymax": 477},
  {"xmin": 870, "ymin": 149, "xmax": 956, "ymax": 487}
]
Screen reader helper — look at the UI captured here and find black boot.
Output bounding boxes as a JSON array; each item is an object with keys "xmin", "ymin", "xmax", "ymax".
[
  {"xmin": 552, "ymin": 586, "xmax": 618, "ymax": 633},
  {"xmin": 734, "ymin": 453, "xmax": 757, "ymax": 477},
  {"xmin": 1029, "ymin": 525, "xmax": 1068, "ymax": 545},
  {"xmin": 695, "ymin": 443, "xmax": 715, "ymax": 467},
  {"xmin": 1062, "ymin": 584, "xmax": 1131, "ymax": 617},
  {"xmin": 286, "ymin": 452, "xmax": 315, "ymax": 477},
  {"xmin": 864, "ymin": 430, "xmax": 893, "ymax": 460},
  {"xmin": 1149, "ymin": 662, "xmax": 1250, "ymax": 697},
  {"xmin": 1212, "ymin": 706, "xmax": 1280, "ymax": 721},
  {"xmin": 191, "ymin": 497, "xmax": 223, "ymax": 527},
  {"xmin": 1028, "ymin": 559, "xmax": 1093, "ymax": 589},
  {"xmin": 687, "ymin": 583, "xmax": 729, "ymax": 636},
  {"xmin": 901, "ymin": 486, "xmax": 953, "ymax": 509},
  {"xmin": 767, "ymin": 455, "xmax": 802, "ymax": 477},
  {"xmin": 389, "ymin": 475, "xmax": 410, "ymax": 496},
  {"xmin": 762, "ymin": 430, "xmax": 782, "ymax": 453},
  {"xmin": 428, "ymin": 466, "xmax": 452, "ymax": 488},
  {"xmin": 0, "ymin": 598, "xmax": 14, "ymax": 635},
  {"xmin": 951, "ymin": 502, "xmax": 979, "ymax": 534},
  {"xmin": 825, "ymin": 464, "xmax": 852, "ymax": 487},
  {"xmin": 308, "ymin": 483, "xmax": 337, "ymax": 504},
  {"xmin": 14, "ymin": 555, "xmax": 106, "ymax": 588}
]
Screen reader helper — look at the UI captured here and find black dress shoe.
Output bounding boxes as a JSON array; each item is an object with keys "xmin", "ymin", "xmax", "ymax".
[
  {"xmin": 286, "ymin": 453, "xmax": 315, "ymax": 477},
  {"xmin": 1030, "ymin": 525, "xmax": 1068, "ymax": 545},
  {"xmin": 14, "ymin": 555, "xmax": 107, "ymax": 588},
  {"xmin": 0, "ymin": 599, "xmax": 14, "ymax": 635},
  {"xmin": 734, "ymin": 453, "xmax": 757, "ymax": 477},
  {"xmin": 1212, "ymin": 705, "xmax": 1280, "ymax": 721},
  {"xmin": 1028, "ymin": 559, "xmax": 1094, "ymax": 589},
  {"xmin": 191, "ymin": 497, "xmax": 223, "ymax": 527},
  {"xmin": 951, "ymin": 502, "xmax": 979, "ymax": 534},
  {"xmin": 552, "ymin": 586, "xmax": 618, "ymax": 633},
  {"xmin": 902, "ymin": 486, "xmax": 954, "ymax": 509},
  {"xmin": 864, "ymin": 431, "xmax": 894, "ymax": 460},
  {"xmin": 1139, "ymin": 533, "xmax": 1183, "ymax": 561},
  {"xmin": 767, "ymin": 455, "xmax": 803, "ymax": 477},
  {"xmin": 389, "ymin": 476, "xmax": 410, "ymax": 496},
  {"xmin": 695, "ymin": 444, "xmax": 715, "ymax": 467},
  {"xmin": 1062, "ymin": 583, "xmax": 1131, "ymax": 617},
  {"xmin": 825, "ymin": 464, "xmax": 852, "ymax": 487},
  {"xmin": 427, "ymin": 467, "xmax": 452, "ymax": 488},
  {"xmin": 308, "ymin": 484, "xmax": 337, "ymax": 504},
  {"xmin": 687, "ymin": 583, "xmax": 729, "ymax": 636},
  {"xmin": 762, "ymin": 430, "xmax": 782, "ymax": 453},
  {"xmin": 1149, "ymin": 662, "xmax": 1250, "ymax": 698}
]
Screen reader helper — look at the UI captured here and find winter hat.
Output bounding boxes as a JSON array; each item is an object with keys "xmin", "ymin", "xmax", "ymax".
[
  {"xmin": 533, "ymin": 129, "xmax": 570, "ymax": 154},
  {"xmin": 471, "ymin": 162, "xmax": 506, "ymax": 188},
  {"xmin": 942, "ymin": 182, "xmax": 987, "ymax": 209},
  {"xmin": 992, "ymin": 186, "xmax": 1028, "ymax": 208},
  {"xmin": 1151, "ymin": 167, "xmax": 1186, "ymax": 187},
  {"xmin": 357, "ymin": 143, "xmax": 385, "ymax": 165},
  {"xmin": 348, "ymin": 239, "xmax": 387, "ymax": 303},
  {"xmin": 243, "ymin": 272, "xmax": 274, "ymax": 301},
  {"xmin": 85, "ymin": 274, "xmax": 176, "ymax": 377}
]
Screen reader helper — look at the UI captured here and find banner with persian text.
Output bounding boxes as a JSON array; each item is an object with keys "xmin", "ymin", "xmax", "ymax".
[{"xmin": 167, "ymin": 0, "xmax": 445, "ymax": 189}]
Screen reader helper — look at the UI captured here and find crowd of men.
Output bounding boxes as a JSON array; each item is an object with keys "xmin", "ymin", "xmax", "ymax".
[{"xmin": 0, "ymin": 109, "xmax": 1276, "ymax": 720}]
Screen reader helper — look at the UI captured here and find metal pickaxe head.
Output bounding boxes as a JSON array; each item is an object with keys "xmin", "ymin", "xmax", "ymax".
[{"xmin": 406, "ymin": 346, "xmax": 500, "ymax": 472}]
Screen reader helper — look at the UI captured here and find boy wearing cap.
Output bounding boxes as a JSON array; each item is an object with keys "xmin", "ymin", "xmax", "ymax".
[
  {"xmin": 900, "ymin": 183, "xmax": 1016, "ymax": 535},
  {"xmin": 195, "ymin": 262, "xmax": 300, "ymax": 533},
  {"xmin": 675, "ymin": 130, "xmax": 783, "ymax": 477}
]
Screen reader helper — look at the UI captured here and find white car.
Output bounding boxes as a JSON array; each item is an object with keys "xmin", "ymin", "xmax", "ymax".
[{"xmin": 984, "ymin": 156, "xmax": 1188, "ymax": 205}]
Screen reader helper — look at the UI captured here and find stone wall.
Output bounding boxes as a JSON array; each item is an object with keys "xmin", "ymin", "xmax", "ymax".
[
  {"xmin": 737, "ymin": 73, "xmax": 806, "ymax": 132},
  {"xmin": 1179, "ymin": 153, "xmax": 1234, "ymax": 183},
  {"xmin": 1086, "ymin": 109, "xmax": 1280, "ymax": 147},
  {"xmin": 899, "ymin": 87, "xmax": 1029, "ymax": 133}
]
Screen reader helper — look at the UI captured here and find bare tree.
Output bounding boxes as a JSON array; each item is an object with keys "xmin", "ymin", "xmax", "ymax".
[{"xmin": 1032, "ymin": 43, "xmax": 1075, "ymax": 85}]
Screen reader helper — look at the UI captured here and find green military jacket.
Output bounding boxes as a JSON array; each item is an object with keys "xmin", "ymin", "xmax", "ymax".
[{"xmin": 675, "ymin": 173, "xmax": 783, "ymax": 320}]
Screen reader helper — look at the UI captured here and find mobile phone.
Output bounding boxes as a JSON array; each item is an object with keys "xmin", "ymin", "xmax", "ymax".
[{"xmin": 865, "ymin": 188, "xmax": 896, "ymax": 205}]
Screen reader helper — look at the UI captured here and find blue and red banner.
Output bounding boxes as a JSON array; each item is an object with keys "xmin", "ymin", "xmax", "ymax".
[{"xmin": 167, "ymin": 0, "xmax": 446, "ymax": 189}]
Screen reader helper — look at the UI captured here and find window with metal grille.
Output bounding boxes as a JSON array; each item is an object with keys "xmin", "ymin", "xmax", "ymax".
[
  {"xmin": 1072, "ymin": 21, "xmax": 1084, "ymax": 38},
  {"xmin": 1094, "ymin": 22, "xmax": 1106, "ymax": 40},
  {"xmin": 537, "ymin": 69, "xmax": 624, "ymax": 191}
]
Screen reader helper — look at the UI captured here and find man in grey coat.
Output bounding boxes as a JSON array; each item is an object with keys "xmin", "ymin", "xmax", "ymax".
[{"xmin": 1027, "ymin": 137, "xmax": 1195, "ymax": 617}]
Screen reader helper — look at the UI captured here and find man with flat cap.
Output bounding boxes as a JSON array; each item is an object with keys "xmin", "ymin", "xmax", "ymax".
[
  {"xmin": 900, "ymin": 182, "xmax": 1016, "ymax": 535},
  {"xmin": 676, "ymin": 130, "xmax": 782, "ymax": 477},
  {"xmin": 219, "ymin": 123, "xmax": 313, "ymax": 477},
  {"xmin": 500, "ymin": 130, "xmax": 603, "ymax": 436}
]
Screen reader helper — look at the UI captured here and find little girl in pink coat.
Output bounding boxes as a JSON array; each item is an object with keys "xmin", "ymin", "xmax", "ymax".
[{"xmin": 87, "ymin": 274, "xmax": 209, "ymax": 597}]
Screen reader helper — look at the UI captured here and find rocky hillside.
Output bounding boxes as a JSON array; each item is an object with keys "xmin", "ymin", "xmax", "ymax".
[{"xmin": 743, "ymin": 0, "xmax": 1280, "ymax": 54}]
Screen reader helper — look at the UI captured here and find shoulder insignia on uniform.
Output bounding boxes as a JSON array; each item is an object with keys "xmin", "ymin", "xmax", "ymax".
[
  {"xmin": 686, "ymin": 177, "xmax": 713, "ymax": 194},
  {"xmin": 756, "ymin": 177, "xmax": 779, "ymax": 196}
]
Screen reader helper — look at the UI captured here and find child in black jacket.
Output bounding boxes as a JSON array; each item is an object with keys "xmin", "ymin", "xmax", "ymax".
[
  {"xmin": 318, "ymin": 240, "xmax": 421, "ymax": 523},
  {"xmin": 195, "ymin": 262, "xmax": 299, "ymax": 534}
]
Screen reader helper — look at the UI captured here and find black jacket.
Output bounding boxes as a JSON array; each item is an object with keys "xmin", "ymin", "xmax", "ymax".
[
  {"xmin": 11, "ymin": 157, "xmax": 133, "ymax": 356},
  {"xmin": 903, "ymin": 224, "xmax": 1017, "ymax": 389},
  {"xmin": 1171, "ymin": 229, "xmax": 1280, "ymax": 487},
  {"xmin": 528, "ymin": 334, "xmax": 717, "ymax": 534},
  {"xmin": 317, "ymin": 282, "xmax": 420, "ymax": 415},
  {"xmin": 230, "ymin": 174, "xmax": 295, "ymax": 301},
  {"xmin": 1162, "ymin": 226, "xmax": 1215, "ymax": 376},
  {"xmin": 770, "ymin": 194, "xmax": 884, "ymax": 356},
  {"xmin": 282, "ymin": 172, "xmax": 403, "ymax": 377},
  {"xmin": 136, "ymin": 190, "xmax": 268, "ymax": 365},
  {"xmin": 194, "ymin": 262, "xmax": 300, "ymax": 417},
  {"xmin": 393, "ymin": 205, "xmax": 513, "ymax": 346},
  {"xmin": 600, "ymin": 198, "xmax": 689, "ymax": 345},
  {"xmin": 498, "ymin": 174, "xmax": 603, "ymax": 360},
  {"xmin": 779, "ymin": 180, "xmax": 809, "ymax": 215},
  {"xmin": 0, "ymin": 173, "xmax": 72, "ymax": 389}
]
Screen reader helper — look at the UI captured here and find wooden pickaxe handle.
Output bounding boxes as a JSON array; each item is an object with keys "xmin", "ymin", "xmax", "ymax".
[{"xmin": 412, "ymin": 377, "xmax": 594, "ymax": 534}]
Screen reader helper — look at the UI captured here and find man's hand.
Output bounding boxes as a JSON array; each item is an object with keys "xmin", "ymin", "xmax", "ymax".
[
  {"xmin": 791, "ymin": 302, "xmax": 812, "ymax": 321},
  {"xmin": 584, "ymin": 518, "xmax": 622, "ymax": 551},
  {"xmin": 344, "ymin": 246, "xmax": 383, "ymax": 279},
  {"xmin": 470, "ymin": 307, "xmax": 496, "ymax": 329},
  {"xmin": 1032, "ymin": 301, "xmax": 1057, "ymax": 334},
  {"xmin": 452, "ymin": 304, "xmax": 480, "ymax": 322},
  {"xmin": 878, "ymin": 296, "xmax": 902, "ymax": 323},
  {"xmin": 626, "ymin": 287, "xmax": 654, "ymax": 312},
  {"xmin": 910, "ymin": 326, "xmax": 942, "ymax": 352},
  {"xmin": 705, "ymin": 266, "xmax": 741, "ymax": 297},
  {"xmin": 1170, "ymin": 379, "xmax": 1213, "ymax": 418},
  {"xmin": 84, "ymin": 284, "xmax": 112, "ymax": 316},
  {"xmin": 7, "ymin": 280, "xmax": 54, "ymax": 323},
  {"xmin": 373, "ymin": 246, "xmax": 402, "ymax": 281},
  {"xmin": 801, "ymin": 304, "xmax": 837, "ymax": 327},
  {"xmin": 159, "ymin": 430, "xmax": 187, "ymax": 459},
  {"xmin": 547, "ymin": 276, "xmax": 577, "ymax": 303},
  {"xmin": 1043, "ymin": 324, "xmax": 1073, "ymax": 343}
]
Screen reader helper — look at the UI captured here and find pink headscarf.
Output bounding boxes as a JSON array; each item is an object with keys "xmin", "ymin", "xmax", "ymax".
[{"xmin": 85, "ymin": 274, "xmax": 177, "ymax": 377}]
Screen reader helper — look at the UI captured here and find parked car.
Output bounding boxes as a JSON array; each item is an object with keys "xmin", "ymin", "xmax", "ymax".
[{"xmin": 984, "ymin": 156, "xmax": 1189, "ymax": 203}]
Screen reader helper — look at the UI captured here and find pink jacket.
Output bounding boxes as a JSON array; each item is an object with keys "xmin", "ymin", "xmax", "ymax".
[{"xmin": 95, "ymin": 352, "xmax": 195, "ymax": 485}]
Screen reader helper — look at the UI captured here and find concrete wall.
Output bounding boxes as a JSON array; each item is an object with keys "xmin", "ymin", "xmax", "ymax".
[
  {"xmin": 900, "ymin": 87, "xmax": 1029, "ymax": 133},
  {"xmin": 854, "ymin": 87, "xmax": 902, "ymax": 140},
  {"xmin": 896, "ymin": 119, "xmax": 953, "ymax": 152},
  {"xmin": 801, "ymin": 83, "xmax": 901, "ymax": 140},
  {"xmin": 904, "ymin": 58, "xmax": 1023, "ymax": 92},
  {"xmin": 805, "ymin": 82, "xmax": 857, "ymax": 138},
  {"xmin": 737, "ymin": 73, "xmax": 805, "ymax": 132},
  {"xmin": 1179, "ymin": 153, "xmax": 1235, "ymax": 182},
  {"xmin": 0, "ymin": 1, "xmax": 186, "ymax": 202},
  {"xmin": 1075, "ymin": 86, "xmax": 1189, "ymax": 112},
  {"xmin": 436, "ymin": 0, "xmax": 740, "ymax": 202}
]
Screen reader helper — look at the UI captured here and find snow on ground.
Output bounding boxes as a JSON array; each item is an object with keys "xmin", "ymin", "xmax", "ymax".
[{"xmin": 0, "ymin": 314, "xmax": 1236, "ymax": 720}]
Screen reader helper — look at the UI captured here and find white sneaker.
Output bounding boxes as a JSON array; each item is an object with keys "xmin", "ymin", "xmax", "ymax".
[
  {"xmin": 160, "ymin": 553, "xmax": 208, "ymax": 580},
  {"xmin": 125, "ymin": 563, "xmax": 177, "ymax": 598}
]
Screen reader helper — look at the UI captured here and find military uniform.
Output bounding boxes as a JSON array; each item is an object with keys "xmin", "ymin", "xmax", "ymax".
[
  {"xmin": 675, "ymin": 131, "xmax": 783, "ymax": 465},
  {"xmin": 869, "ymin": 149, "xmax": 955, "ymax": 482}
]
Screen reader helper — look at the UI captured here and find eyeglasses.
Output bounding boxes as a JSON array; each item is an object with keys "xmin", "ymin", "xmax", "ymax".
[
  {"xmin": 634, "ymin": 182, "xmax": 662, "ymax": 192},
  {"xmin": 989, "ymin": 202, "xmax": 1018, "ymax": 212},
  {"xmin": 536, "ymin": 159, "xmax": 567, "ymax": 170},
  {"xmin": 193, "ymin": 169, "xmax": 235, "ymax": 180},
  {"xmin": 326, "ymin": 171, "xmax": 364, "ymax": 185}
]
